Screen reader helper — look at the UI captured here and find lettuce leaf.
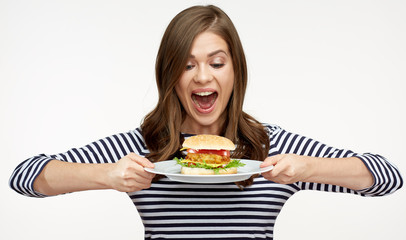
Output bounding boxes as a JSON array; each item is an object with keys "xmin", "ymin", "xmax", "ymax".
[
  {"xmin": 224, "ymin": 159, "xmax": 246, "ymax": 168},
  {"xmin": 174, "ymin": 157, "xmax": 245, "ymax": 174}
]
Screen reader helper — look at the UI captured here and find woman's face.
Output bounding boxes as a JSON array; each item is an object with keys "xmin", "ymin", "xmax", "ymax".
[{"xmin": 175, "ymin": 31, "xmax": 234, "ymax": 135}]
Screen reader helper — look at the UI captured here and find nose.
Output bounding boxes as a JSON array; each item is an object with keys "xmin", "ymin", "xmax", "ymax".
[{"xmin": 194, "ymin": 65, "xmax": 213, "ymax": 84}]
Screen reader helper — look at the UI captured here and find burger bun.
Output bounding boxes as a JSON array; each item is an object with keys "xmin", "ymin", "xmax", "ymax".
[
  {"xmin": 181, "ymin": 166, "xmax": 238, "ymax": 175},
  {"xmin": 182, "ymin": 134, "xmax": 235, "ymax": 150}
]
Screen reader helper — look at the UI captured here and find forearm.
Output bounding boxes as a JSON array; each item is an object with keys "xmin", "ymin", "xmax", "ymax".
[
  {"xmin": 305, "ymin": 156, "xmax": 374, "ymax": 190},
  {"xmin": 33, "ymin": 160, "xmax": 113, "ymax": 196},
  {"xmin": 262, "ymin": 125, "xmax": 402, "ymax": 196}
]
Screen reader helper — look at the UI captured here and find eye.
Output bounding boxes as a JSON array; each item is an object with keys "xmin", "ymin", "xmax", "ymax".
[
  {"xmin": 211, "ymin": 63, "xmax": 225, "ymax": 69},
  {"xmin": 185, "ymin": 64, "xmax": 195, "ymax": 71}
]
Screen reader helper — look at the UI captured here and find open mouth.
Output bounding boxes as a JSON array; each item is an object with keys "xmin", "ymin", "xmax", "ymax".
[{"xmin": 191, "ymin": 91, "xmax": 218, "ymax": 112}]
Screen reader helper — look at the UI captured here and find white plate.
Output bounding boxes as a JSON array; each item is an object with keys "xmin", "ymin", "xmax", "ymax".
[{"xmin": 144, "ymin": 159, "xmax": 273, "ymax": 184}]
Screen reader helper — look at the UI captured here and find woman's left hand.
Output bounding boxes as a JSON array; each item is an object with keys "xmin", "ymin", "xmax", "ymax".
[
  {"xmin": 260, "ymin": 154, "xmax": 311, "ymax": 184},
  {"xmin": 260, "ymin": 154, "xmax": 374, "ymax": 189}
]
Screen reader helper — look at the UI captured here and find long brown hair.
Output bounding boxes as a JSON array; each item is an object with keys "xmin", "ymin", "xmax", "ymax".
[{"xmin": 141, "ymin": 5, "xmax": 270, "ymax": 187}]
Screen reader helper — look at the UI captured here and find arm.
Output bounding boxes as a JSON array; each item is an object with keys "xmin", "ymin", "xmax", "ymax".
[
  {"xmin": 9, "ymin": 129, "xmax": 155, "ymax": 197},
  {"xmin": 260, "ymin": 124, "xmax": 403, "ymax": 196},
  {"xmin": 33, "ymin": 153, "xmax": 155, "ymax": 196},
  {"xmin": 261, "ymin": 154, "xmax": 373, "ymax": 190}
]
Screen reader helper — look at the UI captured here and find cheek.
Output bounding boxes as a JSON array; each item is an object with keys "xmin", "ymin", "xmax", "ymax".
[
  {"xmin": 224, "ymin": 65, "xmax": 234, "ymax": 89},
  {"xmin": 175, "ymin": 85, "xmax": 184, "ymax": 104},
  {"xmin": 175, "ymin": 79, "xmax": 189, "ymax": 105},
  {"xmin": 222, "ymin": 74, "xmax": 234, "ymax": 99}
]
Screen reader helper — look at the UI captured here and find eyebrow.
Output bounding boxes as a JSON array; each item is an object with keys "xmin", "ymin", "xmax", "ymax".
[{"xmin": 189, "ymin": 49, "xmax": 228, "ymax": 58}]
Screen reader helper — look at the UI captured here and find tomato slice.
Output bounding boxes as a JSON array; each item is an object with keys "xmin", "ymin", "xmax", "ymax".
[{"xmin": 187, "ymin": 149, "xmax": 230, "ymax": 157}]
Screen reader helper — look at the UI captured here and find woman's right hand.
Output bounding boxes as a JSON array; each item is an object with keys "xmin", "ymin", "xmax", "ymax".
[{"xmin": 107, "ymin": 153, "xmax": 155, "ymax": 192}]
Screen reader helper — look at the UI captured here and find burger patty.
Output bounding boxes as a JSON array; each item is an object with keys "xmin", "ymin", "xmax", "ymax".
[{"xmin": 185, "ymin": 153, "xmax": 230, "ymax": 165}]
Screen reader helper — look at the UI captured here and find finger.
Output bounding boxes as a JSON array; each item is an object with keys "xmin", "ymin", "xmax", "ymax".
[
  {"xmin": 123, "ymin": 179, "xmax": 151, "ymax": 192},
  {"xmin": 260, "ymin": 155, "xmax": 280, "ymax": 168},
  {"xmin": 135, "ymin": 173, "xmax": 155, "ymax": 184},
  {"xmin": 268, "ymin": 164, "xmax": 281, "ymax": 178},
  {"xmin": 266, "ymin": 158, "xmax": 290, "ymax": 180},
  {"xmin": 118, "ymin": 159, "xmax": 155, "ymax": 180},
  {"xmin": 137, "ymin": 170, "xmax": 156, "ymax": 179},
  {"xmin": 129, "ymin": 162, "xmax": 155, "ymax": 179},
  {"xmin": 133, "ymin": 174, "xmax": 155, "ymax": 189},
  {"xmin": 127, "ymin": 153, "xmax": 155, "ymax": 168},
  {"xmin": 121, "ymin": 169, "xmax": 154, "ymax": 191}
]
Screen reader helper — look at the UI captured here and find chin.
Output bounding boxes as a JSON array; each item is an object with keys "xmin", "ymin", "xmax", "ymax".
[
  {"xmin": 197, "ymin": 116, "xmax": 220, "ymax": 126},
  {"xmin": 182, "ymin": 103, "xmax": 228, "ymax": 133}
]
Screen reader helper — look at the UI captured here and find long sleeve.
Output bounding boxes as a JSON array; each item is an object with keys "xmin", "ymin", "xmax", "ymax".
[
  {"xmin": 265, "ymin": 124, "xmax": 403, "ymax": 197},
  {"xmin": 9, "ymin": 128, "xmax": 149, "ymax": 198}
]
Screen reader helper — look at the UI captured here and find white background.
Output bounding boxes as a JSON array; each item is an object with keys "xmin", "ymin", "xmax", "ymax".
[{"xmin": 1, "ymin": 0, "xmax": 405, "ymax": 239}]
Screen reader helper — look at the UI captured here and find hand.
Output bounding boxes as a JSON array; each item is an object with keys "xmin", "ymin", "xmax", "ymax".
[
  {"xmin": 107, "ymin": 153, "xmax": 155, "ymax": 192},
  {"xmin": 260, "ymin": 154, "xmax": 311, "ymax": 184}
]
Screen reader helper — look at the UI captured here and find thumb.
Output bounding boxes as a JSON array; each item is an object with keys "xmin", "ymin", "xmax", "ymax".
[
  {"xmin": 127, "ymin": 153, "xmax": 155, "ymax": 168},
  {"xmin": 260, "ymin": 155, "xmax": 280, "ymax": 168}
]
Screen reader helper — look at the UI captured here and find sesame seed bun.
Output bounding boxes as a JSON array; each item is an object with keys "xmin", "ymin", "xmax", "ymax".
[{"xmin": 182, "ymin": 134, "xmax": 236, "ymax": 150}]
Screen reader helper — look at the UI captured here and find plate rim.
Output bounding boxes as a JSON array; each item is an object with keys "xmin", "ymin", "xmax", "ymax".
[{"xmin": 144, "ymin": 159, "xmax": 273, "ymax": 182}]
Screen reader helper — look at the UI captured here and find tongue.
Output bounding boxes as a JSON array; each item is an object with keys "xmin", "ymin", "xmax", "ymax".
[{"xmin": 193, "ymin": 93, "xmax": 217, "ymax": 109}]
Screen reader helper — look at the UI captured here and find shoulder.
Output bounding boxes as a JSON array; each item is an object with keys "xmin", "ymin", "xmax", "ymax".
[
  {"xmin": 261, "ymin": 123, "xmax": 283, "ymax": 138},
  {"xmin": 116, "ymin": 127, "xmax": 149, "ymax": 155},
  {"xmin": 131, "ymin": 127, "xmax": 147, "ymax": 146},
  {"xmin": 133, "ymin": 127, "xmax": 143, "ymax": 137}
]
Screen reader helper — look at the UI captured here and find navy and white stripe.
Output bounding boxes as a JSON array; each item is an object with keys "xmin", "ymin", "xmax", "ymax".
[{"xmin": 9, "ymin": 124, "xmax": 403, "ymax": 239}]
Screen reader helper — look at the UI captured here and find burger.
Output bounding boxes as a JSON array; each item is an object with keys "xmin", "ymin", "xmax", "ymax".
[{"xmin": 176, "ymin": 134, "xmax": 245, "ymax": 175}]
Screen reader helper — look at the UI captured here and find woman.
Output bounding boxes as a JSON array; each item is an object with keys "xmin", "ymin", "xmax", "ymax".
[{"xmin": 9, "ymin": 5, "xmax": 402, "ymax": 240}]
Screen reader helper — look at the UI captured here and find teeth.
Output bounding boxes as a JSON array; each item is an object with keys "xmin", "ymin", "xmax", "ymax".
[{"xmin": 194, "ymin": 91, "xmax": 214, "ymax": 96}]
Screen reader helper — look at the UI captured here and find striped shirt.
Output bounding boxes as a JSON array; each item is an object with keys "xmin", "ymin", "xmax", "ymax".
[{"xmin": 9, "ymin": 124, "xmax": 403, "ymax": 239}]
